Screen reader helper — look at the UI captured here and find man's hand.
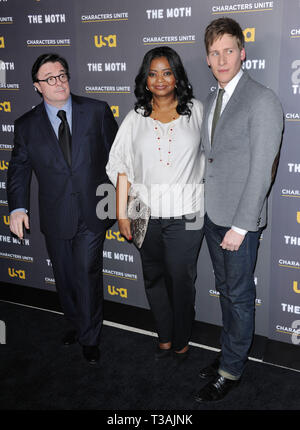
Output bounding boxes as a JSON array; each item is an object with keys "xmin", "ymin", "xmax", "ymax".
[
  {"xmin": 220, "ymin": 229, "xmax": 245, "ymax": 252},
  {"xmin": 118, "ymin": 218, "xmax": 132, "ymax": 242},
  {"xmin": 9, "ymin": 211, "xmax": 29, "ymax": 240}
]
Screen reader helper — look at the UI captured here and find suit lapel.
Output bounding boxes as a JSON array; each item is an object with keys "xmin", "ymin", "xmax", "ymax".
[
  {"xmin": 210, "ymin": 72, "xmax": 249, "ymax": 151},
  {"xmin": 35, "ymin": 102, "xmax": 62, "ymax": 159},
  {"xmin": 34, "ymin": 95, "xmax": 90, "ymax": 167},
  {"xmin": 36, "ymin": 94, "xmax": 86, "ymax": 166},
  {"xmin": 71, "ymin": 94, "xmax": 85, "ymax": 166},
  {"xmin": 203, "ymin": 90, "xmax": 216, "ymax": 152}
]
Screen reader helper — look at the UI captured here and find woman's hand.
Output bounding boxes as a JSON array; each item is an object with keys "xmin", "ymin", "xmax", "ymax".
[{"xmin": 118, "ymin": 218, "xmax": 132, "ymax": 241}]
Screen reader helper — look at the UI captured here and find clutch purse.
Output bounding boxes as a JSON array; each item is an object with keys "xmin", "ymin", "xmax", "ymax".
[{"xmin": 127, "ymin": 194, "xmax": 151, "ymax": 248}]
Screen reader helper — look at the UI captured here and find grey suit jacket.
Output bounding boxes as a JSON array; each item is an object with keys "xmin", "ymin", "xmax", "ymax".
[{"xmin": 202, "ymin": 71, "xmax": 283, "ymax": 231}]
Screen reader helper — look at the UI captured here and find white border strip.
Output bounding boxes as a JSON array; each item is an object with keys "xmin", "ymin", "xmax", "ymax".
[{"xmin": 1, "ymin": 299, "xmax": 299, "ymax": 373}]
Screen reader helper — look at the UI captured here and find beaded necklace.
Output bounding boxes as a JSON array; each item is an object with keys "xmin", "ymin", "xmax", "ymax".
[
  {"xmin": 153, "ymin": 117, "xmax": 177, "ymax": 166},
  {"xmin": 151, "ymin": 97, "xmax": 179, "ymax": 166}
]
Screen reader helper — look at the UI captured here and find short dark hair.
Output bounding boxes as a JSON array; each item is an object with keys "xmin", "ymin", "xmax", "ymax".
[
  {"xmin": 134, "ymin": 46, "xmax": 194, "ymax": 118},
  {"xmin": 204, "ymin": 17, "xmax": 245, "ymax": 53},
  {"xmin": 31, "ymin": 53, "xmax": 70, "ymax": 83}
]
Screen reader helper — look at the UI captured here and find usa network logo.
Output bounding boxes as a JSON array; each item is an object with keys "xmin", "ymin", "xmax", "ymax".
[{"xmin": 94, "ymin": 35, "xmax": 117, "ymax": 48}]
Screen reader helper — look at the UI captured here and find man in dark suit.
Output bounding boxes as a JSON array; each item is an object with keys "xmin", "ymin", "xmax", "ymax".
[
  {"xmin": 7, "ymin": 53, "xmax": 118, "ymax": 364},
  {"xmin": 194, "ymin": 18, "xmax": 283, "ymax": 401}
]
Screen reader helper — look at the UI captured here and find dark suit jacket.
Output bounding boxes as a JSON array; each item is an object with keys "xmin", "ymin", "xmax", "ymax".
[{"xmin": 7, "ymin": 94, "xmax": 118, "ymax": 239}]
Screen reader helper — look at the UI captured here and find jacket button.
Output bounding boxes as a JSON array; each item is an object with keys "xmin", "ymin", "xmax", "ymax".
[{"xmin": 208, "ymin": 158, "xmax": 213, "ymax": 163}]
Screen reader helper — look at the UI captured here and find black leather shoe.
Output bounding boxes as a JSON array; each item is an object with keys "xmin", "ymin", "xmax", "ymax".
[
  {"xmin": 62, "ymin": 331, "xmax": 77, "ymax": 346},
  {"xmin": 198, "ymin": 357, "xmax": 220, "ymax": 379},
  {"xmin": 155, "ymin": 346, "xmax": 172, "ymax": 360},
  {"xmin": 195, "ymin": 375, "xmax": 240, "ymax": 402},
  {"xmin": 82, "ymin": 345, "xmax": 100, "ymax": 364}
]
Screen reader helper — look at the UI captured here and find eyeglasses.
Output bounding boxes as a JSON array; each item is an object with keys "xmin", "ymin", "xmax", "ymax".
[{"xmin": 36, "ymin": 73, "xmax": 69, "ymax": 86}]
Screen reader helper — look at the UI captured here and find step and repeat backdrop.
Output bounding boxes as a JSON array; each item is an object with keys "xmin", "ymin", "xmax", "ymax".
[{"xmin": 0, "ymin": 0, "xmax": 299, "ymax": 347}]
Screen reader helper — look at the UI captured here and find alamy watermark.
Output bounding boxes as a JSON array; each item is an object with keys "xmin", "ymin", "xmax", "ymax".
[
  {"xmin": 0, "ymin": 320, "xmax": 6, "ymax": 344},
  {"xmin": 0, "ymin": 60, "xmax": 6, "ymax": 86},
  {"xmin": 95, "ymin": 182, "xmax": 204, "ymax": 230},
  {"xmin": 291, "ymin": 320, "xmax": 300, "ymax": 345}
]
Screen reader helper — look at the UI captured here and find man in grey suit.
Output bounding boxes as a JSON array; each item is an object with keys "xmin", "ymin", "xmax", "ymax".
[{"xmin": 195, "ymin": 18, "xmax": 283, "ymax": 402}]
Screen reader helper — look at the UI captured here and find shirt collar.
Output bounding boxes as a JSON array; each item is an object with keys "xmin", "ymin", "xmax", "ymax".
[
  {"xmin": 44, "ymin": 96, "xmax": 72, "ymax": 121},
  {"xmin": 218, "ymin": 68, "xmax": 243, "ymax": 98}
]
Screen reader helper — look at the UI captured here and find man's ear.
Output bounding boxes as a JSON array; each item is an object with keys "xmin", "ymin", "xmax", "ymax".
[
  {"xmin": 240, "ymin": 48, "xmax": 246, "ymax": 62},
  {"xmin": 33, "ymin": 82, "xmax": 42, "ymax": 95}
]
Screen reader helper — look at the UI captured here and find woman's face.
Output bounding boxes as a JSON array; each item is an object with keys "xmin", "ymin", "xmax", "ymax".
[{"xmin": 146, "ymin": 56, "xmax": 177, "ymax": 98}]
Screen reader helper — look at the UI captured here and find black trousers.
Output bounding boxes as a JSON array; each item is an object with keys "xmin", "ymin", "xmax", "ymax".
[
  {"xmin": 45, "ymin": 212, "xmax": 106, "ymax": 347},
  {"xmin": 140, "ymin": 216, "xmax": 203, "ymax": 351}
]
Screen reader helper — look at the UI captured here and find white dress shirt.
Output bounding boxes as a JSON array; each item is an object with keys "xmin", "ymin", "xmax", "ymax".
[
  {"xmin": 208, "ymin": 69, "xmax": 247, "ymax": 236},
  {"xmin": 106, "ymin": 99, "xmax": 205, "ymax": 218}
]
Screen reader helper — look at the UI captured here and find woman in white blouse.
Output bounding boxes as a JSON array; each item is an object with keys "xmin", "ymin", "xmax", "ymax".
[{"xmin": 106, "ymin": 46, "xmax": 204, "ymax": 361}]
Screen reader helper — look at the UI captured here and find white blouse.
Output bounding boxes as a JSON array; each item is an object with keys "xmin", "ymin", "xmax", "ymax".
[{"xmin": 106, "ymin": 98, "xmax": 205, "ymax": 218}]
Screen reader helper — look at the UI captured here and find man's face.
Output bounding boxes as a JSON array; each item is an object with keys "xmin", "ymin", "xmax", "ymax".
[
  {"xmin": 34, "ymin": 61, "xmax": 70, "ymax": 107},
  {"xmin": 206, "ymin": 33, "xmax": 246, "ymax": 88}
]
